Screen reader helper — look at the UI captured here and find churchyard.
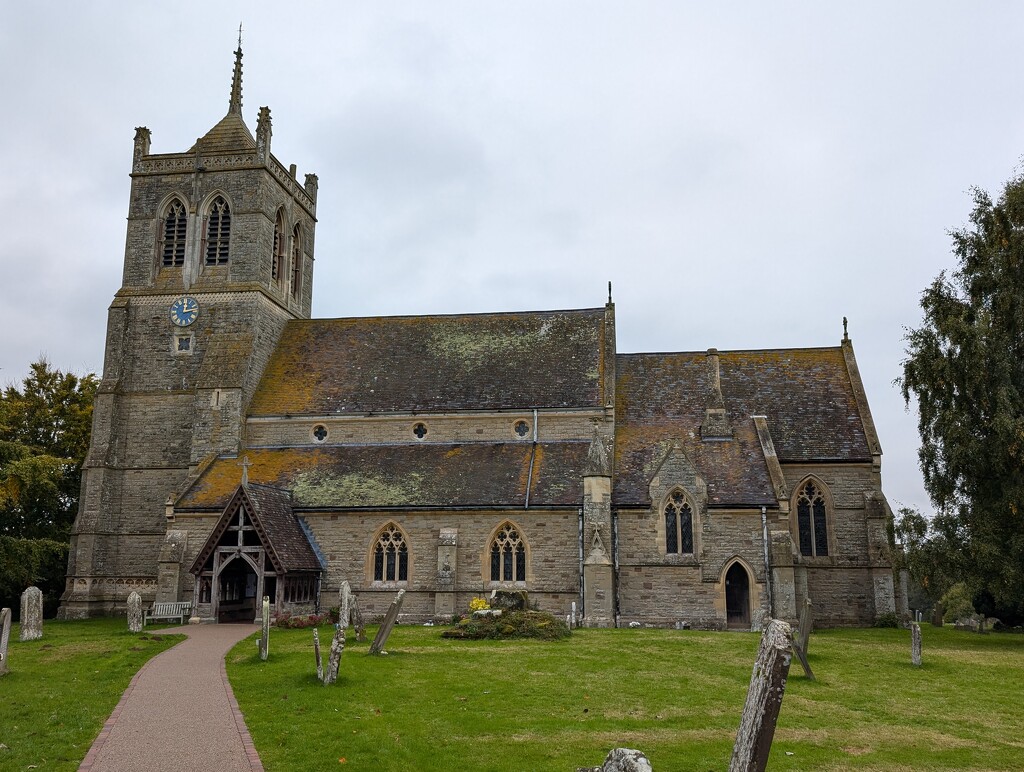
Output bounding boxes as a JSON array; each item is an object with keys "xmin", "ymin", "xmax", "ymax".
[{"xmin": 1, "ymin": 616, "xmax": 1022, "ymax": 770}]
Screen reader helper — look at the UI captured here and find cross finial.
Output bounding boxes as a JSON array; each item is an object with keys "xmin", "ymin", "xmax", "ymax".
[
  {"xmin": 239, "ymin": 455, "xmax": 252, "ymax": 485},
  {"xmin": 843, "ymin": 316, "xmax": 849, "ymax": 341},
  {"xmin": 607, "ymin": 280, "xmax": 613, "ymax": 305}
]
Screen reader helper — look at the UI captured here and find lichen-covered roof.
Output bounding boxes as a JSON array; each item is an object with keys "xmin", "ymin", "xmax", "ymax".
[
  {"xmin": 188, "ymin": 112, "xmax": 256, "ymax": 154},
  {"xmin": 614, "ymin": 348, "xmax": 872, "ymax": 507},
  {"xmin": 248, "ymin": 309, "xmax": 607, "ymax": 416},
  {"xmin": 176, "ymin": 442, "xmax": 589, "ymax": 510}
]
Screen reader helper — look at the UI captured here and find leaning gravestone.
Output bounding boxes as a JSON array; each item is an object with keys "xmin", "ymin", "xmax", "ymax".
[
  {"xmin": 323, "ymin": 623, "xmax": 346, "ymax": 684},
  {"xmin": 313, "ymin": 628, "xmax": 324, "ymax": 682},
  {"xmin": 20, "ymin": 586, "xmax": 43, "ymax": 642},
  {"xmin": 729, "ymin": 618, "xmax": 793, "ymax": 772},
  {"xmin": 127, "ymin": 592, "xmax": 143, "ymax": 633},
  {"xmin": 368, "ymin": 589, "xmax": 405, "ymax": 655},
  {"xmin": 0, "ymin": 607, "xmax": 11, "ymax": 676},
  {"xmin": 792, "ymin": 598, "xmax": 814, "ymax": 680},
  {"xmin": 259, "ymin": 596, "xmax": 270, "ymax": 661},
  {"xmin": 910, "ymin": 622, "xmax": 922, "ymax": 667},
  {"xmin": 351, "ymin": 595, "xmax": 366, "ymax": 642}
]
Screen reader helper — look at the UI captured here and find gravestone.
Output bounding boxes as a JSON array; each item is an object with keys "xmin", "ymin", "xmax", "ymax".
[
  {"xmin": 313, "ymin": 628, "xmax": 324, "ymax": 682},
  {"xmin": 931, "ymin": 603, "xmax": 944, "ymax": 627},
  {"xmin": 19, "ymin": 586, "xmax": 43, "ymax": 642},
  {"xmin": 259, "ymin": 596, "xmax": 270, "ymax": 661},
  {"xmin": 0, "ymin": 607, "xmax": 11, "ymax": 676},
  {"xmin": 910, "ymin": 622, "xmax": 922, "ymax": 667},
  {"xmin": 351, "ymin": 595, "xmax": 366, "ymax": 642},
  {"xmin": 339, "ymin": 581, "xmax": 352, "ymax": 628},
  {"xmin": 792, "ymin": 598, "xmax": 814, "ymax": 680},
  {"xmin": 729, "ymin": 618, "xmax": 793, "ymax": 772},
  {"xmin": 127, "ymin": 592, "xmax": 143, "ymax": 633},
  {"xmin": 323, "ymin": 624, "xmax": 346, "ymax": 684},
  {"xmin": 368, "ymin": 589, "xmax": 405, "ymax": 655}
]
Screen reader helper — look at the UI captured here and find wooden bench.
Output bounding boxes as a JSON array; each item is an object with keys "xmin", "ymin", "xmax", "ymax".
[{"xmin": 144, "ymin": 601, "xmax": 193, "ymax": 627}]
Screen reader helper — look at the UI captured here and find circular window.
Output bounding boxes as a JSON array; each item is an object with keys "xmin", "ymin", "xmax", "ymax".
[
  {"xmin": 514, "ymin": 420, "xmax": 530, "ymax": 438},
  {"xmin": 413, "ymin": 422, "xmax": 428, "ymax": 440},
  {"xmin": 312, "ymin": 424, "xmax": 328, "ymax": 443}
]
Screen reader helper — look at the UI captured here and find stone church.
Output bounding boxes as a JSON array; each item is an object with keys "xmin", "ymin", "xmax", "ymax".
[{"xmin": 59, "ymin": 46, "xmax": 897, "ymax": 629}]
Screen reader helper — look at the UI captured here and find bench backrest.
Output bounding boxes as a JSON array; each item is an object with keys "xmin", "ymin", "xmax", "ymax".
[{"xmin": 151, "ymin": 602, "xmax": 191, "ymax": 613}]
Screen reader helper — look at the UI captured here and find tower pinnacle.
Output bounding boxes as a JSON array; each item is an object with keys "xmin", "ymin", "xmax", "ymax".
[{"xmin": 228, "ymin": 26, "xmax": 243, "ymax": 115}]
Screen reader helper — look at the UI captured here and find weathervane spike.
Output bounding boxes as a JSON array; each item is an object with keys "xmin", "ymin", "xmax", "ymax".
[{"xmin": 607, "ymin": 280, "xmax": 613, "ymax": 305}]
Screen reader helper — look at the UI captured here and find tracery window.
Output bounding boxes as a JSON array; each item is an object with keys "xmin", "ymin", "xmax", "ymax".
[
  {"xmin": 373, "ymin": 524, "xmax": 408, "ymax": 582},
  {"xmin": 796, "ymin": 480, "xmax": 829, "ymax": 557},
  {"xmin": 272, "ymin": 211, "xmax": 285, "ymax": 281},
  {"xmin": 664, "ymin": 490, "xmax": 694, "ymax": 555},
  {"xmin": 490, "ymin": 522, "xmax": 526, "ymax": 582},
  {"xmin": 290, "ymin": 224, "xmax": 302, "ymax": 298},
  {"xmin": 161, "ymin": 198, "xmax": 187, "ymax": 267},
  {"xmin": 205, "ymin": 196, "xmax": 231, "ymax": 265}
]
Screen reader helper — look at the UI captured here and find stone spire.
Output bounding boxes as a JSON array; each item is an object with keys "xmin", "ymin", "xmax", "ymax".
[{"xmin": 228, "ymin": 28, "xmax": 243, "ymax": 115}]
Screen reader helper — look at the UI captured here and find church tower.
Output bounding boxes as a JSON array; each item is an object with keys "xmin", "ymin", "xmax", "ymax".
[{"xmin": 60, "ymin": 43, "xmax": 318, "ymax": 617}]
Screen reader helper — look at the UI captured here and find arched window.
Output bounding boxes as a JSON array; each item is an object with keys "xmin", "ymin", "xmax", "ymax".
[
  {"xmin": 664, "ymin": 489, "xmax": 694, "ymax": 555},
  {"xmin": 290, "ymin": 223, "xmax": 302, "ymax": 299},
  {"xmin": 272, "ymin": 211, "xmax": 285, "ymax": 282},
  {"xmin": 490, "ymin": 522, "xmax": 526, "ymax": 582},
  {"xmin": 161, "ymin": 198, "xmax": 187, "ymax": 267},
  {"xmin": 205, "ymin": 196, "xmax": 231, "ymax": 265},
  {"xmin": 796, "ymin": 480, "xmax": 829, "ymax": 557},
  {"xmin": 373, "ymin": 524, "xmax": 408, "ymax": 582}
]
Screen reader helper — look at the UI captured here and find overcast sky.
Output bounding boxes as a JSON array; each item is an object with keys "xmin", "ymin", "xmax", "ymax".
[{"xmin": 2, "ymin": 3, "xmax": 1023, "ymax": 515}]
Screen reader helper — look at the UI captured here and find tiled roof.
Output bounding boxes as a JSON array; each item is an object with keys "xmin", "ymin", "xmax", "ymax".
[
  {"xmin": 188, "ymin": 112, "xmax": 256, "ymax": 154},
  {"xmin": 188, "ymin": 484, "xmax": 322, "ymax": 575},
  {"xmin": 247, "ymin": 309, "xmax": 607, "ymax": 416},
  {"xmin": 613, "ymin": 347, "xmax": 872, "ymax": 507},
  {"xmin": 175, "ymin": 442, "xmax": 590, "ymax": 511}
]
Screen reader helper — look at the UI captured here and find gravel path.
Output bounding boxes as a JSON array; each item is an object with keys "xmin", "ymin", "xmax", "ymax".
[{"xmin": 79, "ymin": 623, "xmax": 263, "ymax": 772}]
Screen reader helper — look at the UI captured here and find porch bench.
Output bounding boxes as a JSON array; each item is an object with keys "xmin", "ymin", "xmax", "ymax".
[{"xmin": 144, "ymin": 601, "xmax": 193, "ymax": 627}]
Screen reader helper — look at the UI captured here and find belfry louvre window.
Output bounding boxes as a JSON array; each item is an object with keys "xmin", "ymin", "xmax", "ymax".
[
  {"xmin": 290, "ymin": 224, "xmax": 302, "ymax": 298},
  {"xmin": 664, "ymin": 490, "xmax": 694, "ymax": 554},
  {"xmin": 490, "ymin": 523, "xmax": 526, "ymax": 582},
  {"xmin": 161, "ymin": 199, "xmax": 187, "ymax": 267},
  {"xmin": 272, "ymin": 211, "xmax": 285, "ymax": 281},
  {"xmin": 205, "ymin": 196, "xmax": 231, "ymax": 265},
  {"xmin": 797, "ymin": 480, "xmax": 829, "ymax": 557},
  {"xmin": 373, "ymin": 524, "xmax": 408, "ymax": 582}
]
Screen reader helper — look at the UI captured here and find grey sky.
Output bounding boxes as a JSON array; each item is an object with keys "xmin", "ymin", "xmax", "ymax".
[{"xmin": 3, "ymin": 3, "xmax": 1023, "ymax": 515}]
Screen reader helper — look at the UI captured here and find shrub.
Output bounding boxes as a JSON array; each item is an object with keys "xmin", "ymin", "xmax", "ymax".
[
  {"xmin": 440, "ymin": 610, "xmax": 570, "ymax": 641},
  {"xmin": 0, "ymin": 536, "xmax": 69, "ymax": 619},
  {"xmin": 941, "ymin": 582, "xmax": 976, "ymax": 623},
  {"xmin": 873, "ymin": 612, "xmax": 900, "ymax": 628}
]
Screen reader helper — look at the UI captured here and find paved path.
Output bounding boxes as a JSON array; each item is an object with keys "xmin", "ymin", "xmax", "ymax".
[{"xmin": 79, "ymin": 623, "xmax": 264, "ymax": 772}]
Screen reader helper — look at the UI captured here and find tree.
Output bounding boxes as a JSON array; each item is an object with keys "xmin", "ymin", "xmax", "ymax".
[
  {"xmin": 900, "ymin": 168, "xmax": 1024, "ymax": 618},
  {"xmin": 0, "ymin": 360, "xmax": 97, "ymax": 540}
]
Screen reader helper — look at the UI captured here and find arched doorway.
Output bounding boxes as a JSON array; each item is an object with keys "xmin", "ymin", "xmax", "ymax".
[
  {"xmin": 725, "ymin": 562, "xmax": 751, "ymax": 629},
  {"xmin": 217, "ymin": 554, "xmax": 258, "ymax": 623}
]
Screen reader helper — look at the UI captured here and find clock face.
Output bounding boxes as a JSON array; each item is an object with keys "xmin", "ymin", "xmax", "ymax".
[{"xmin": 170, "ymin": 296, "xmax": 199, "ymax": 327}]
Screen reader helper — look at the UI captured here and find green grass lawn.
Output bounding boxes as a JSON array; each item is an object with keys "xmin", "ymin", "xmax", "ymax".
[
  {"xmin": 226, "ymin": 624, "xmax": 1024, "ymax": 771},
  {"xmin": 0, "ymin": 618, "xmax": 183, "ymax": 770}
]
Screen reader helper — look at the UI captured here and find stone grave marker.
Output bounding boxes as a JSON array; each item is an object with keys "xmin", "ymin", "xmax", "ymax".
[
  {"xmin": 792, "ymin": 598, "xmax": 814, "ymax": 680},
  {"xmin": 20, "ymin": 586, "xmax": 43, "ymax": 642},
  {"xmin": 368, "ymin": 589, "xmax": 405, "ymax": 655},
  {"xmin": 931, "ymin": 603, "xmax": 944, "ymax": 627},
  {"xmin": 0, "ymin": 607, "xmax": 11, "ymax": 676},
  {"xmin": 259, "ymin": 596, "xmax": 270, "ymax": 661},
  {"xmin": 351, "ymin": 594, "xmax": 366, "ymax": 642},
  {"xmin": 339, "ymin": 580, "xmax": 352, "ymax": 629},
  {"xmin": 313, "ymin": 628, "xmax": 324, "ymax": 682},
  {"xmin": 911, "ymin": 622, "xmax": 922, "ymax": 667},
  {"xmin": 729, "ymin": 618, "xmax": 793, "ymax": 772},
  {"xmin": 576, "ymin": 747, "xmax": 653, "ymax": 772},
  {"xmin": 127, "ymin": 592, "xmax": 143, "ymax": 633},
  {"xmin": 323, "ymin": 624, "xmax": 346, "ymax": 684}
]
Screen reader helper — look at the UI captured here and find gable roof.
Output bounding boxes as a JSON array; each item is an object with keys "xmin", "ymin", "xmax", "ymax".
[
  {"xmin": 188, "ymin": 484, "xmax": 322, "ymax": 575},
  {"xmin": 175, "ymin": 442, "xmax": 590, "ymax": 511},
  {"xmin": 614, "ymin": 347, "xmax": 873, "ymax": 507},
  {"xmin": 247, "ymin": 308, "xmax": 608, "ymax": 416}
]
